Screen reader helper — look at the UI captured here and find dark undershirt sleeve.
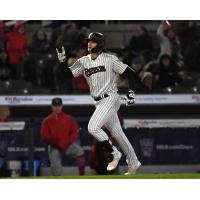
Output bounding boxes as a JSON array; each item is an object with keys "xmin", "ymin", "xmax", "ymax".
[
  {"xmin": 122, "ymin": 66, "xmax": 137, "ymax": 91},
  {"xmin": 59, "ymin": 62, "xmax": 74, "ymax": 78}
]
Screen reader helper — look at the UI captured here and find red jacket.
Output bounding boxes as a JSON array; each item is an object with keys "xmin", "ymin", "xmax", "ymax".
[
  {"xmin": 0, "ymin": 24, "xmax": 29, "ymax": 64},
  {"xmin": 40, "ymin": 112, "xmax": 79, "ymax": 151}
]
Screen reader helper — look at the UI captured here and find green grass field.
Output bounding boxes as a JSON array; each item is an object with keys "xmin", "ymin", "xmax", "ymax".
[{"xmin": 7, "ymin": 173, "xmax": 200, "ymax": 179}]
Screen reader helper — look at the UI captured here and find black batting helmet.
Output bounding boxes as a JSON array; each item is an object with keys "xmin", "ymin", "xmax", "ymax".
[{"xmin": 87, "ymin": 32, "xmax": 105, "ymax": 53}]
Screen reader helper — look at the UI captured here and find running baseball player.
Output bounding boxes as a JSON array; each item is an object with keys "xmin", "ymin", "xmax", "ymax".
[{"xmin": 56, "ymin": 32, "xmax": 141, "ymax": 175}]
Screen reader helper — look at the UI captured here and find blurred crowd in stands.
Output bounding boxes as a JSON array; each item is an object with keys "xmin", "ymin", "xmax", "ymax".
[{"xmin": 0, "ymin": 20, "xmax": 200, "ymax": 95}]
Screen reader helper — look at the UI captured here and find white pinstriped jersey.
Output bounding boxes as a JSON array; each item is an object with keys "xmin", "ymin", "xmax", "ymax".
[
  {"xmin": 69, "ymin": 52, "xmax": 139, "ymax": 167},
  {"xmin": 69, "ymin": 53, "xmax": 128, "ymax": 97}
]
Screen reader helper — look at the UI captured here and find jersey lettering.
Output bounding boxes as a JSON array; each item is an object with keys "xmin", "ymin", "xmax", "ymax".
[{"xmin": 85, "ymin": 66, "xmax": 106, "ymax": 77}]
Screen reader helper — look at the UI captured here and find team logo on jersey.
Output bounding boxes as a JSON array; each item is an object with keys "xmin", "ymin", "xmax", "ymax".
[{"xmin": 85, "ymin": 66, "xmax": 106, "ymax": 77}]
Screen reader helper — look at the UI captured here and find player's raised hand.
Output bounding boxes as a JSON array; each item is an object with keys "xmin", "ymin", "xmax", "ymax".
[
  {"xmin": 125, "ymin": 90, "xmax": 135, "ymax": 107},
  {"xmin": 162, "ymin": 20, "xmax": 172, "ymax": 28},
  {"xmin": 56, "ymin": 46, "xmax": 66, "ymax": 63}
]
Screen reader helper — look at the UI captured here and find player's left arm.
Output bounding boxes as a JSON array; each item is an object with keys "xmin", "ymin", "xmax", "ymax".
[
  {"xmin": 122, "ymin": 66, "xmax": 137, "ymax": 91},
  {"xmin": 112, "ymin": 56, "xmax": 137, "ymax": 106},
  {"xmin": 121, "ymin": 66, "xmax": 137, "ymax": 106}
]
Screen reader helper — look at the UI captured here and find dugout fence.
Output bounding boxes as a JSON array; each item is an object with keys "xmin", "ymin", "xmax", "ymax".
[{"xmin": 0, "ymin": 94, "xmax": 200, "ymax": 176}]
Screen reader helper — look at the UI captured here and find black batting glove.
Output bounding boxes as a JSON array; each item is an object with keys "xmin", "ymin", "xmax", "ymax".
[{"xmin": 125, "ymin": 90, "xmax": 135, "ymax": 107}]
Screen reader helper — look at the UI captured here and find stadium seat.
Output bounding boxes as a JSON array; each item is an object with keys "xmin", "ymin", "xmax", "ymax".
[
  {"xmin": 0, "ymin": 86, "xmax": 7, "ymax": 95},
  {"xmin": 178, "ymin": 71, "xmax": 200, "ymax": 81},
  {"xmin": 29, "ymin": 87, "xmax": 50, "ymax": 94},
  {"xmin": 172, "ymin": 85, "xmax": 199, "ymax": 94},
  {"xmin": 14, "ymin": 88, "xmax": 31, "ymax": 95},
  {"xmin": 162, "ymin": 87, "xmax": 175, "ymax": 94},
  {"xmin": 1, "ymin": 80, "xmax": 32, "ymax": 95},
  {"xmin": 178, "ymin": 78, "xmax": 197, "ymax": 88}
]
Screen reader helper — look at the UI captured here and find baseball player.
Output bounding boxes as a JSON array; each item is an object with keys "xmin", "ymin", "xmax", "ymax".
[{"xmin": 56, "ymin": 32, "xmax": 141, "ymax": 175}]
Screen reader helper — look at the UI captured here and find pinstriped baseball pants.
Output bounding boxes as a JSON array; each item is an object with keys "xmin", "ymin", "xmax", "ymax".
[{"xmin": 88, "ymin": 93, "xmax": 138, "ymax": 166}]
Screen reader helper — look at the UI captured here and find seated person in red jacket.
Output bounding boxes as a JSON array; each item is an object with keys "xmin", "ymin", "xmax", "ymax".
[
  {"xmin": 40, "ymin": 97, "xmax": 85, "ymax": 176},
  {"xmin": 0, "ymin": 22, "xmax": 29, "ymax": 79}
]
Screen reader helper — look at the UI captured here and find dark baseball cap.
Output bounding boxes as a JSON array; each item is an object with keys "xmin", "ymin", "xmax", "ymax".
[{"xmin": 52, "ymin": 97, "xmax": 63, "ymax": 106}]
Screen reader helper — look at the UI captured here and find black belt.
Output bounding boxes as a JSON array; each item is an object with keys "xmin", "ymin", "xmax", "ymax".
[{"xmin": 94, "ymin": 94, "xmax": 109, "ymax": 101}]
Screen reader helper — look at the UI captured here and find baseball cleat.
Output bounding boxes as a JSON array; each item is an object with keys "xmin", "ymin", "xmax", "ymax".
[
  {"xmin": 124, "ymin": 161, "xmax": 141, "ymax": 175},
  {"xmin": 107, "ymin": 149, "xmax": 122, "ymax": 171}
]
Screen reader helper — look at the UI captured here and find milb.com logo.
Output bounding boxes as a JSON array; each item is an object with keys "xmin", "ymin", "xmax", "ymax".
[{"xmin": 5, "ymin": 96, "xmax": 20, "ymax": 104}]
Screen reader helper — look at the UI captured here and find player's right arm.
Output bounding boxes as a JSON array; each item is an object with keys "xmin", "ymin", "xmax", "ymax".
[
  {"xmin": 157, "ymin": 20, "xmax": 172, "ymax": 41},
  {"xmin": 157, "ymin": 22, "xmax": 166, "ymax": 40},
  {"xmin": 56, "ymin": 46, "xmax": 84, "ymax": 78}
]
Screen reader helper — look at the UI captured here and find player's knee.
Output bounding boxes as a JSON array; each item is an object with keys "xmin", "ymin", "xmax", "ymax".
[
  {"xmin": 87, "ymin": 123, "xmax": 95, "ymax": 135},
  {"xmin": 88, "ymin": 123, "xmax": 99, "ymax": 136},
  {"xmin": 110, "ymin": 126, "xmax": 123, "ymax": 137}
]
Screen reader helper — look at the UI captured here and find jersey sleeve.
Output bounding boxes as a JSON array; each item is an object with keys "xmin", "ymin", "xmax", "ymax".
[
  {"xmin": 157, "ymin": 23, "xmax": 167, "ymax": 41},
  {"xmin": 69, "ymin": 59, "xmax": 84, "ymax": 77},
  {"xmin": 112, "ymin": 56, "xmax": 128, "ymax": 74}
]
